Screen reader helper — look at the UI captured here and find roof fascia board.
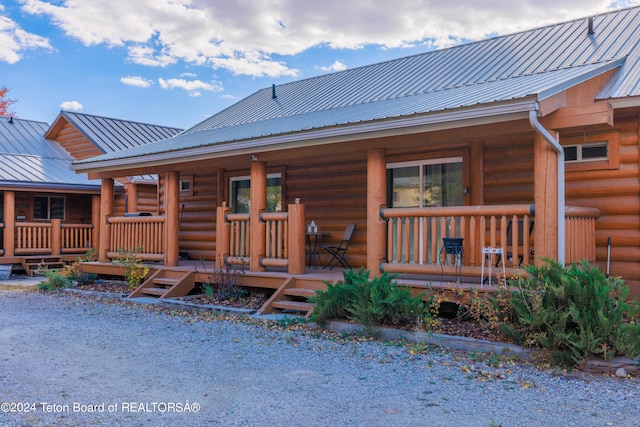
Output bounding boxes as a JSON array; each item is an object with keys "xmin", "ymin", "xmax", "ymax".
[
  {"xmin": 536, "ymin": 59, "xmax": 625, "ymax": 101},
  {"xmin": 606, "ymin": 95, "xmax": 640, "ymax": 109},
  {"xmin": 73, "ymin": 100, "xmax": 538, "ymax": 174},
  {"xmin": 0, "ymin": 182, "xmax": 102, "ymax": 192}
]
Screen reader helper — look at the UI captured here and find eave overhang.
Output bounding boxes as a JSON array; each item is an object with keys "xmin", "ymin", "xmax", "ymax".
[{"xmin": 72, "ymin": 99, "xmax": 540, "ymax": 176}]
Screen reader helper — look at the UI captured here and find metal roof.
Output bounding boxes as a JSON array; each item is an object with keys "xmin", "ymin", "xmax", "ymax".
[
  {"xmin": 54, "ymin": 111, "xmax": 183, "ymax": 154},
  {"xmin": 75, "ymin": 6, "xmax": 640, "ymax": 169},
  {"xmin": 0, "ymin": 116, "xmax": 101, "ymax": 189}
]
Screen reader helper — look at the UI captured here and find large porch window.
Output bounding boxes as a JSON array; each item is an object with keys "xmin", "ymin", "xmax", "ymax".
[
  {"xmin": 230, "ymin": 174, "xmax": 282, "ymax": 214},
  {"xmin": 386, "ymin": 157, "xmax": 463, "ymax": 208},
  {"xmin": 33, "ymin": 195, "xmax": 65, "ymax": 220}
]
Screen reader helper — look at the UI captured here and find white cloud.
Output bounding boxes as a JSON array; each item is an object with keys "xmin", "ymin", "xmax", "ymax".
[
  {"xmin": 120, "ymin": 76, "xmax": 153, "ymax": 88},
  {"xmin": 127, "ymin": 45, "xmax": 176, "ymax": 67},
  {"xmin": 317, "ymin": 60, "xmax": 347, "ymax": 73},
  {"xmin": 0, "ymin": 13, "xmax": 52, "ymax": 64},
  {"xmin": 60, "ymin": 100, "xmax": 83, "ymax": 111},
  {"xmin": 158, "ymin": 77, "xmax": 223, "ymax": 97},
  {"xmin": 19, "ymin": 0, "xmax": 640, "ymax": 76}
]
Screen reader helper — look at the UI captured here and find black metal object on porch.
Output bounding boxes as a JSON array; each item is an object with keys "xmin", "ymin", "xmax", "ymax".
[{"xmin": 440, "ymin": 237, "xmax": 464, "ymax": 282}]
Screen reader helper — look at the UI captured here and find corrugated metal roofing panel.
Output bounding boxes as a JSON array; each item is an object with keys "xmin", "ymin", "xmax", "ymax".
[
  {"xmin": 0, "ymin": 117, "xmax": 100, "ymax": 188},
  {"xmin": 60, "ymin": 111, "xmax": 183, "ymax": 154},
  {"xmin": 80, "ymin": 62, "xmax": 617, "ymax": 164},
  {"xmin": 75, "ymin": 6, "xmax": 640, "ymax": 169},
  {"xmin": 181, "ymin": 6, "xmax": 640, "ymax": 135}
]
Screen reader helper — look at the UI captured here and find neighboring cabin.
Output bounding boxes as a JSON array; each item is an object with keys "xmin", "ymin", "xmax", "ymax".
[
  {"xmin": 74, "ymin": 7, "xmax": 640, "ymax": 298},
  {"xmin": 0, "ymin": 112, "xmax": 181, "ymax": 273}
]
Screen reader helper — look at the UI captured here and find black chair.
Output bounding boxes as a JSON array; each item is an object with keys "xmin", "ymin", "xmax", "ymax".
[{"xmin": 323, "ymin": 224, "xmax": 356, "ymax": 269}]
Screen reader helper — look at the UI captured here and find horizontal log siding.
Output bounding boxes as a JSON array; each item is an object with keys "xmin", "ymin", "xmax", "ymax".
[
  {"xmin": 50, "ymin": 121, "xmax": 103, "ymax": 160},
  {"xmin": 285, "ymin": 159, "xmax": 368, "ymax": 268},
  {"xmin": 483, "ymin": 136, "xmax": 534, "ymax": 205},
  {"xmin": 159, "ymin": 172, "xmax": 217, "ymax": 261},
  {"xmin": 564, "ymin": 116, "xmax": 640, "ymax": 294},
  {"xmin": 134, "ymin": 184, "xmax": 158, "ymax": 214}
]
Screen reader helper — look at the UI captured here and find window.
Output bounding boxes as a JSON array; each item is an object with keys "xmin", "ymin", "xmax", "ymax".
[
  {"xmin": 33, "ymin": 196, "xmax": 65, "ymax": 220},
  {"xmin": 230, "ymin": 174, "xmax": 282, "ymax": 213},
  {"xmin": 386, "ymin": 157, "xmax": 463, "ymax": 208},
  {"xmin": 564, "ymin": 142, "xmax": 608, "ymax": 163},
  {"xmin": 180, "ymin": 175, "xmax": 193, "ymax": 197},
  {"xmin": 561, "ymin": 132, "xmax": 619, "ymax": 172}
]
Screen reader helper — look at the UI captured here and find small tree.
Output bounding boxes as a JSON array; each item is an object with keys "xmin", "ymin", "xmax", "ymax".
[{"xmin": 0, "ymin": 85, "xmax": 17, "ymax": 117}]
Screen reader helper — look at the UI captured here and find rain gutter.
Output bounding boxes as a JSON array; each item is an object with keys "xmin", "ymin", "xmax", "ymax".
[{"xmin": 529, "ymin": 106, "xmax": 565, "ymax": 265}]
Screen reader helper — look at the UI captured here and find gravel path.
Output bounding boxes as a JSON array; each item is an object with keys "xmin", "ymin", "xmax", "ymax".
[{"xmin": 1, "ymin": 290, "xmax": 638, "ymax": 427}]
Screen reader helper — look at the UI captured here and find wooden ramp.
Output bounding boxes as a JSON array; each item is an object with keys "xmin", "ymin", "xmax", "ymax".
[
  {"xmin": 256, "ymin": 275, "xmax": 333, "ymax": 318},
  {"xmin": 129, "ymin": 269, "xmax": 195, "ymax": 300}
]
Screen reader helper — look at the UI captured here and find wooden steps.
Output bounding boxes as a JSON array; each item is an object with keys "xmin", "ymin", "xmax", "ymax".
[
  {"xmin": 129, "ymin": 269, "xmax": 195, "ymax": 299},
  {"xmin": 21, "ymin": 256, "xmax": 66, "ymax": 276},
  {"xmin": 256, "ymin": 276, "xmax": 333, "ymax": 318}
]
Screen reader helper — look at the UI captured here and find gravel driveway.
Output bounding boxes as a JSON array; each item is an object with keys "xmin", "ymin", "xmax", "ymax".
[{"xmin": 1, "ymin": 290, "xmax": 638, "ymax": 427}]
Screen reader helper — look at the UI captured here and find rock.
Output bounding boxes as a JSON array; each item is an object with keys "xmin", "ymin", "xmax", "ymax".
[{"xmin": 615, "ymin": 367, "xmax": 627, "ymax": 378}]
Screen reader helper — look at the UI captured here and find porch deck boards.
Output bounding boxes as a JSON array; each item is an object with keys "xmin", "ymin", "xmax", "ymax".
[{"xmin": 81, "ymin": 261, "xmax": 498, "ymax": 303}]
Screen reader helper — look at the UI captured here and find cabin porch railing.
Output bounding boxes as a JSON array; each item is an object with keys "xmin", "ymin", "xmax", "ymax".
[
  {"xmin": 12, "ymin": 220, "xmax": 94, "ymax": 256},
  {"xmin": 216, "ymin": 201, "xmax": 306, "ymax": 274},
  {"xmin": 106, "ymin": 215, "xmax": 165, "ymax": 261},
  {"xmin": 222, "ymin": 212, "xmax": 251, "ymax": 266},
  {"xmin": 61, "ymin": 224, "xmax": 94, "ymax": 254},
  {"xmin": 260, "ymin": 212, "xmax": 288, "ymax": 268},
  {"xmin": 565, "ymin": 206, "xmax": 600, "ymax": 263},
  {"xmin": 15, "ymin": 221, "xmax": 53, "ymax": 255},
  {"xmin": 379, "ymin": 204, "xmax": 599, "ymax": 278}
]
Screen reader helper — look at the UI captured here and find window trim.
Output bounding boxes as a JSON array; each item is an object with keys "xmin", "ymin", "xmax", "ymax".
[
  {"xmin": 33, "ymin": 195, "xmax": 66, "ymax": 221},
  {"xmin": 561, "ymin": 132, "xmax": 619, "ymax": 172},
  {"xmin": 386, "ymin": 156, "xmax": 464, "ymax": 208},
  {"xmin": 229, "ymin": 172, "xmax": 283, "ymax": 213},
  {"xmin": 179, "ymin": 175, "xmax": 194, "ymax": 197}
]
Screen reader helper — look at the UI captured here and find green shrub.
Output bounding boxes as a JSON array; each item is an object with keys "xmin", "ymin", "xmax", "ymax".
[
  {"xmin": 114, "ymin": 247, "xmax": 150, "ymax": 289},
  {"xmin": 503, "ymin": 259, "xmax": 640, "ymax": 366},
  {"xmin": 37, "ymin": 268, "xmax": 73, "ymax": 290},
  {"xmin": 310, "ymin": 268, "xmax": 424, "ymax": 329}
]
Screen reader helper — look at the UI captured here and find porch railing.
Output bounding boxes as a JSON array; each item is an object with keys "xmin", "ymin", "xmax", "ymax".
[
  {"xmin": 216, "ymin": 201, "xmax": 306, "ymax": 274},
  {"xmin": 15, "ymin": 222, "xmax": 53, "ymax": 255},
  {"xmin": 13, "ymin": 220, "xmax": 94, "ymax": 256},
  {"xmin": 565, "ymin": 206, "xmax": 600, "ymax": 263},
  {"xmin": 224, "ymin": 213, "xmax": 250, "ymax": 265},
  {"xmin": 61, "ymin": 224, "xmax": 94, "ymax": 254},
  {"xmin": 106, "ymin": 215, "xmax": 165, "ymax": 261},
  {"xmin": 380, "ymin": 204, "xmax": 599, "ymax": 277},
  {"xmin": 260, "ymin": 212, "xmax": 288, "ymax": 268}
]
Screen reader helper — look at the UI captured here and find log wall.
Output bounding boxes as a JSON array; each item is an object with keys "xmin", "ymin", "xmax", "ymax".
[
  {"xmin": 160, "ymin": 172, "xmax": 218, "ymax": 261},
  {"xmin": 564, "ymin": 115, "xmax": 640, "ymax": 294}
]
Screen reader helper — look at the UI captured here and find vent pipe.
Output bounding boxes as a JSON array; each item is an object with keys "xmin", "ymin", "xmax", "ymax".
[
  {"xmin": 587, "ymin": 17, "xmax": 594, "ymax": 35},
  {"xmin": 272, "ymin": 84, "xmax": 277, "ymax": 99}
]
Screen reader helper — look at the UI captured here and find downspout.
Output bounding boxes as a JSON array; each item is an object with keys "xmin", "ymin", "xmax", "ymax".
[{"xmin": 529, "ymin": 107, "xmax": 565, "ymax": 265}]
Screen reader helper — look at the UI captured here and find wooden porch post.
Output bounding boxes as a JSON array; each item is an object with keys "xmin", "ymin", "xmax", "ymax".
[
  {"xmin": 288, "ymin": 199, "xmax": 306, "ymax": 275},
  {"xmin": 165, "ymin": 171, "xmax": 180, "ymax": 266},
  {"xmin": 250, "ymin": 160, "xmax": 267, "ymax": 272},
  {"xmin": 91, "ymin": 195, "xmax": 100, "ymax": 252},
  {"xmin": 126, "ymin": 183, "xmax": 138, "ymax": 214},
  {"xmin": 367, "ymin": 148, "xmax": 387, "ymax": 275},
  {"xmin": 51, "ymin": 219, "xmax": 61, "ymax": 256},
  {"xmin": 99, "ymin": 178, "xmax": 114, "ymax": 263},
  {"xmin": 533, "ymin": 130, "xmax": 559, "ymax": 265},
  {"xmin": 216, "ymin": 203, "xmax": 231, "ymax": 270},
  {"xmin": 4, "ymin": 191, "xmax": 15, "ymax": 257}
]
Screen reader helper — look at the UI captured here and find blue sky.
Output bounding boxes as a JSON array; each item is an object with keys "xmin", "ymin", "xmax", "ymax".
[{"xmin": 1, "ymin": 0, "xmax": 638, "ymax": 130}]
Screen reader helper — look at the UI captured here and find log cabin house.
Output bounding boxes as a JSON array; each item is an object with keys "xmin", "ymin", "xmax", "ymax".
[
  {"xmin": 0, "ymin": 113, "xmax": 181, "ymax": 275},
  {"xmin": 73, "ymin": 7, "xmax": 640, "ymax": 309}
]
